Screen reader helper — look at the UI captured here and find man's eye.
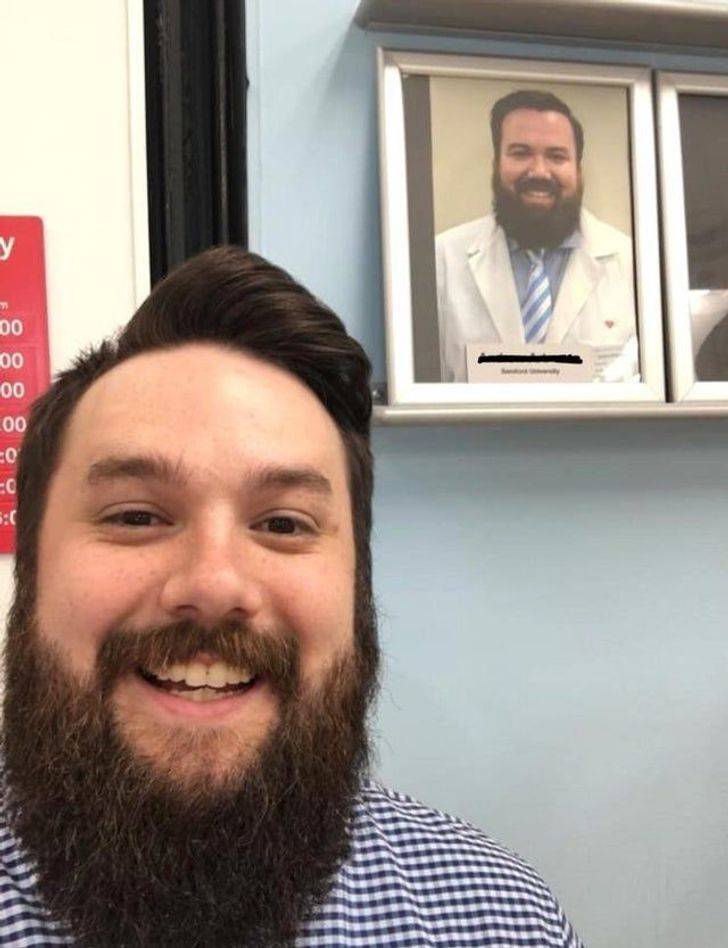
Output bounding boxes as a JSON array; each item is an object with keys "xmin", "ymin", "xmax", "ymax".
[
  {"xmin": 104, "ymin": 510, "xmax": 164, "ymax": 527},
  {"xmin": 257, "ymin": 515, "xmax": 313, "ymax": 536},
  {"xmin": 263, "ymin": 516, "xmax": 298, "ymax": 534}
]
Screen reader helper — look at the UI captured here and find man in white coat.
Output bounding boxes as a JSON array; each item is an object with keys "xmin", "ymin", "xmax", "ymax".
[{"xmin": 435, "ymin": 89, "xmax": 637, "ymax": 383}]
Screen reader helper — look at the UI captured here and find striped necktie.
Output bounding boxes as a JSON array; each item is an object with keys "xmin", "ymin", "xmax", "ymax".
[{"xmin": 522, "ymin": 249, "xmax": 553, "ymax": 344}]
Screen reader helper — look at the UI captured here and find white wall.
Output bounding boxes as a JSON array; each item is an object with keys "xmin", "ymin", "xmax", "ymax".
[{"xmin": 0, "ymin": 0, "xmax": 148, "ymax": 614}]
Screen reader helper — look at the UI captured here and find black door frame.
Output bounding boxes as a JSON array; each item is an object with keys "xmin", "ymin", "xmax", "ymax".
[{"xmin": 144, "ymin": 0, "xmax": 247, "ymax": 285}]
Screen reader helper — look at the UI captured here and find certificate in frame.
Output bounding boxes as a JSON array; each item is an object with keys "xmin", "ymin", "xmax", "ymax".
[
  {"xmin": 378, "ymin": 49, "xmax": 665, "ymax": 412},
  {"xmin": 657, "ymin": 71, "xmax": 728, "ymax": 401}
]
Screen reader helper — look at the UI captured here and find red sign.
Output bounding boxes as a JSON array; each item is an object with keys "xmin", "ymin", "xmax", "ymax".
[{"xmin": 0, "ymin": 217, "xmax": 50, "ymax": 553}]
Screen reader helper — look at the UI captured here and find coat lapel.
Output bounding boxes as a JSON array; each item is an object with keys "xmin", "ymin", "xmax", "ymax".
[
  {"xmin": 546, "ymin": 209, "xmax": 623, "ymax": 343},
  {"xmin": 546, "ymin": 248, "xmax": 599, "ymax": 343},
  {"xmin": 467, "ymin": 225, "xmax": 523, "ymax": 344}
]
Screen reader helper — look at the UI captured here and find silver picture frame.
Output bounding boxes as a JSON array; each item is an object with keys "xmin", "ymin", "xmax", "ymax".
[
  {"xmin": 377, "ymin": 49, "xmax": 665, "ymax": 414},
  {"xmin": 658, "ymin": 71, "xmax": 728, "ymax": 403}
]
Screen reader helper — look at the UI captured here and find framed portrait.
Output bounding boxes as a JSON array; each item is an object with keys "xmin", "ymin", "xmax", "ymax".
[
  {"xmin": 377, "ymin": 50, "xmax": 665, "ymax": 412},
  {"xmin": 657, "ymin": 71, "xmax": 728, "ymax": 402}
]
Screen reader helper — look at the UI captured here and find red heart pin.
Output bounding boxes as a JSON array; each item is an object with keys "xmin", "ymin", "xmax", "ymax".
[{"xmin": 605, "ymin": 320, "xmax": 615, "ymax": 328}]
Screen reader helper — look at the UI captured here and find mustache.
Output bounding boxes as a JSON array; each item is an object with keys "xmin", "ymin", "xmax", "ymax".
[
  {"xmin": 515, "ymin": 176, "xmax": 560, "ymax": 197},
  {"xmin": 96, "ymin": 620, "xmax": 299, "ymax": 698}
]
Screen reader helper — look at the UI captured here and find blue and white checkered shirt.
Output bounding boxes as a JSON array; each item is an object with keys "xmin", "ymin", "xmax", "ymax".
[{"xmin": 0, "ymin": 779, "xmax": 583, "ymax": 946}]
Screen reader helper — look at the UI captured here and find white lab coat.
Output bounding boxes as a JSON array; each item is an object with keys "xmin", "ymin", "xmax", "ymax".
[{"xmin": 435, "ymin": 209, "xmax": 637, "ymax": 382}]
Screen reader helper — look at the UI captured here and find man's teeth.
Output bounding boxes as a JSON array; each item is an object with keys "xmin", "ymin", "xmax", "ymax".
[
  {"xmin": 150, "ymin": 660, "xmax": 254, "ymax": 688},
  {"xmin": 169, "ymin": 686, "xmax": 236, "ymax": 703}
]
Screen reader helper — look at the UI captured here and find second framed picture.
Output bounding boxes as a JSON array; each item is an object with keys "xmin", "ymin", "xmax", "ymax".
[
  {"xmin": 658, "ymin": 71, "xmax": 728, "ymax": 403},
  {"xmin": 378, "ymin": 49, "xmax": 665, "ymax": 412}
]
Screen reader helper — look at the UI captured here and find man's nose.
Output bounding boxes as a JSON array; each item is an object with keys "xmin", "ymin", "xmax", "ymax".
[
  {"xmin": 158, "ymin": 525, "xmax": 263, "ymax": 628},
  {"xmin": 526, "ymin": 154, "xmax": 549, "ymax": 177}
]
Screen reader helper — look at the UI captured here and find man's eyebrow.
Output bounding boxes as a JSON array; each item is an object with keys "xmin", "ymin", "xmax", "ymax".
[
  {"xmin": 251, "ymin": 464, "xmax": 333, "ymax": 497},
  {"xmin": 86, "ymin": 454, "xmax": 188, "ymax": 487},
  {"xmin": 85, "ymin": 455, "xmax": 333, "ymax": 496}
]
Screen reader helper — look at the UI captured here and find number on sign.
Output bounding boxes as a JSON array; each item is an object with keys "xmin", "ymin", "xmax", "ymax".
[
  {"xmin": 0, "ymin": 381, "xmax": 25, "ymax": 399},
  {"xmin": 0, "ymin": 319, "xmax": 23, "ymax": 337},
  {"xmin": 0, "ymin": 352, "xmax": 24, "ymax": 369},
  {"xmin": 1, "ymin": 415, "xmax": 26, "ymax": 434}
]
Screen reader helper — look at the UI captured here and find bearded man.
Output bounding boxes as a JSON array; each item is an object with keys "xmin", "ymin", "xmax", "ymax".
[
  {"xmin": 435, "ymin": 89, "xmax": 637, "ymax": 382},
  {"xmin": 0, "ymin": 247, "xmax": 582, "ymax": 946}
]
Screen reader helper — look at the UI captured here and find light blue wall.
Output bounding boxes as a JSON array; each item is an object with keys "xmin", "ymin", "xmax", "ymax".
[{"xmin": 247, "ymin": 3, "xmax": 728, "ymax": 944}]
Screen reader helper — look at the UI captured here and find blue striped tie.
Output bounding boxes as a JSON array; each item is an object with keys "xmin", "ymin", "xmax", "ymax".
[{"xmin": 522, "ymin": 250, "xmax": 553, "ymax": 344}]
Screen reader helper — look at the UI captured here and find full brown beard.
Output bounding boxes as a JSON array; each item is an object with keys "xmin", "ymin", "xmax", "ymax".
[
  {"xmin": 2, "ymin": 598, "xmax": 379, "ymax": 948},
  {"xmin": 492, "ymin": 166, "xmax": 583, "ymax": 251}
]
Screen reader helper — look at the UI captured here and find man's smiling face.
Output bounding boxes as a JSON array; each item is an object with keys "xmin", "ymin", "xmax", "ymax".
[
  {"xmin": 33, "ymin": 342, "xmax": 357, "ymax": 787},
  {"xmin": 492, "ymin": 106, "xmax": 584, "ymax": 251},
  {"xmin": 1, "ymin": 248, "xmax": 378, "ymax": 947},
  {"xmin": 496, "ymin": 107, "xmax": 580, "ymax": 210}
]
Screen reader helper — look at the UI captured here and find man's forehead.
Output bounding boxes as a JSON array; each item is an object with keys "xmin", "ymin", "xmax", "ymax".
[
  {"xmin": 501, "ymin": 108, "xmax": 576, "ymax": 146},
  {"xmin": 80, "ymin": 341, "xmax": 303, "ymax": 399},
  {"xmin": 60, "ymin": 343, "xmax": 349, "ymax": 480}
]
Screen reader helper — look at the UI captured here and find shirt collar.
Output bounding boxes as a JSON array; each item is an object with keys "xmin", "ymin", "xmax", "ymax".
[{"xmin": 508, "ymin": 229, "xmax": 581, "ymax": 254}]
